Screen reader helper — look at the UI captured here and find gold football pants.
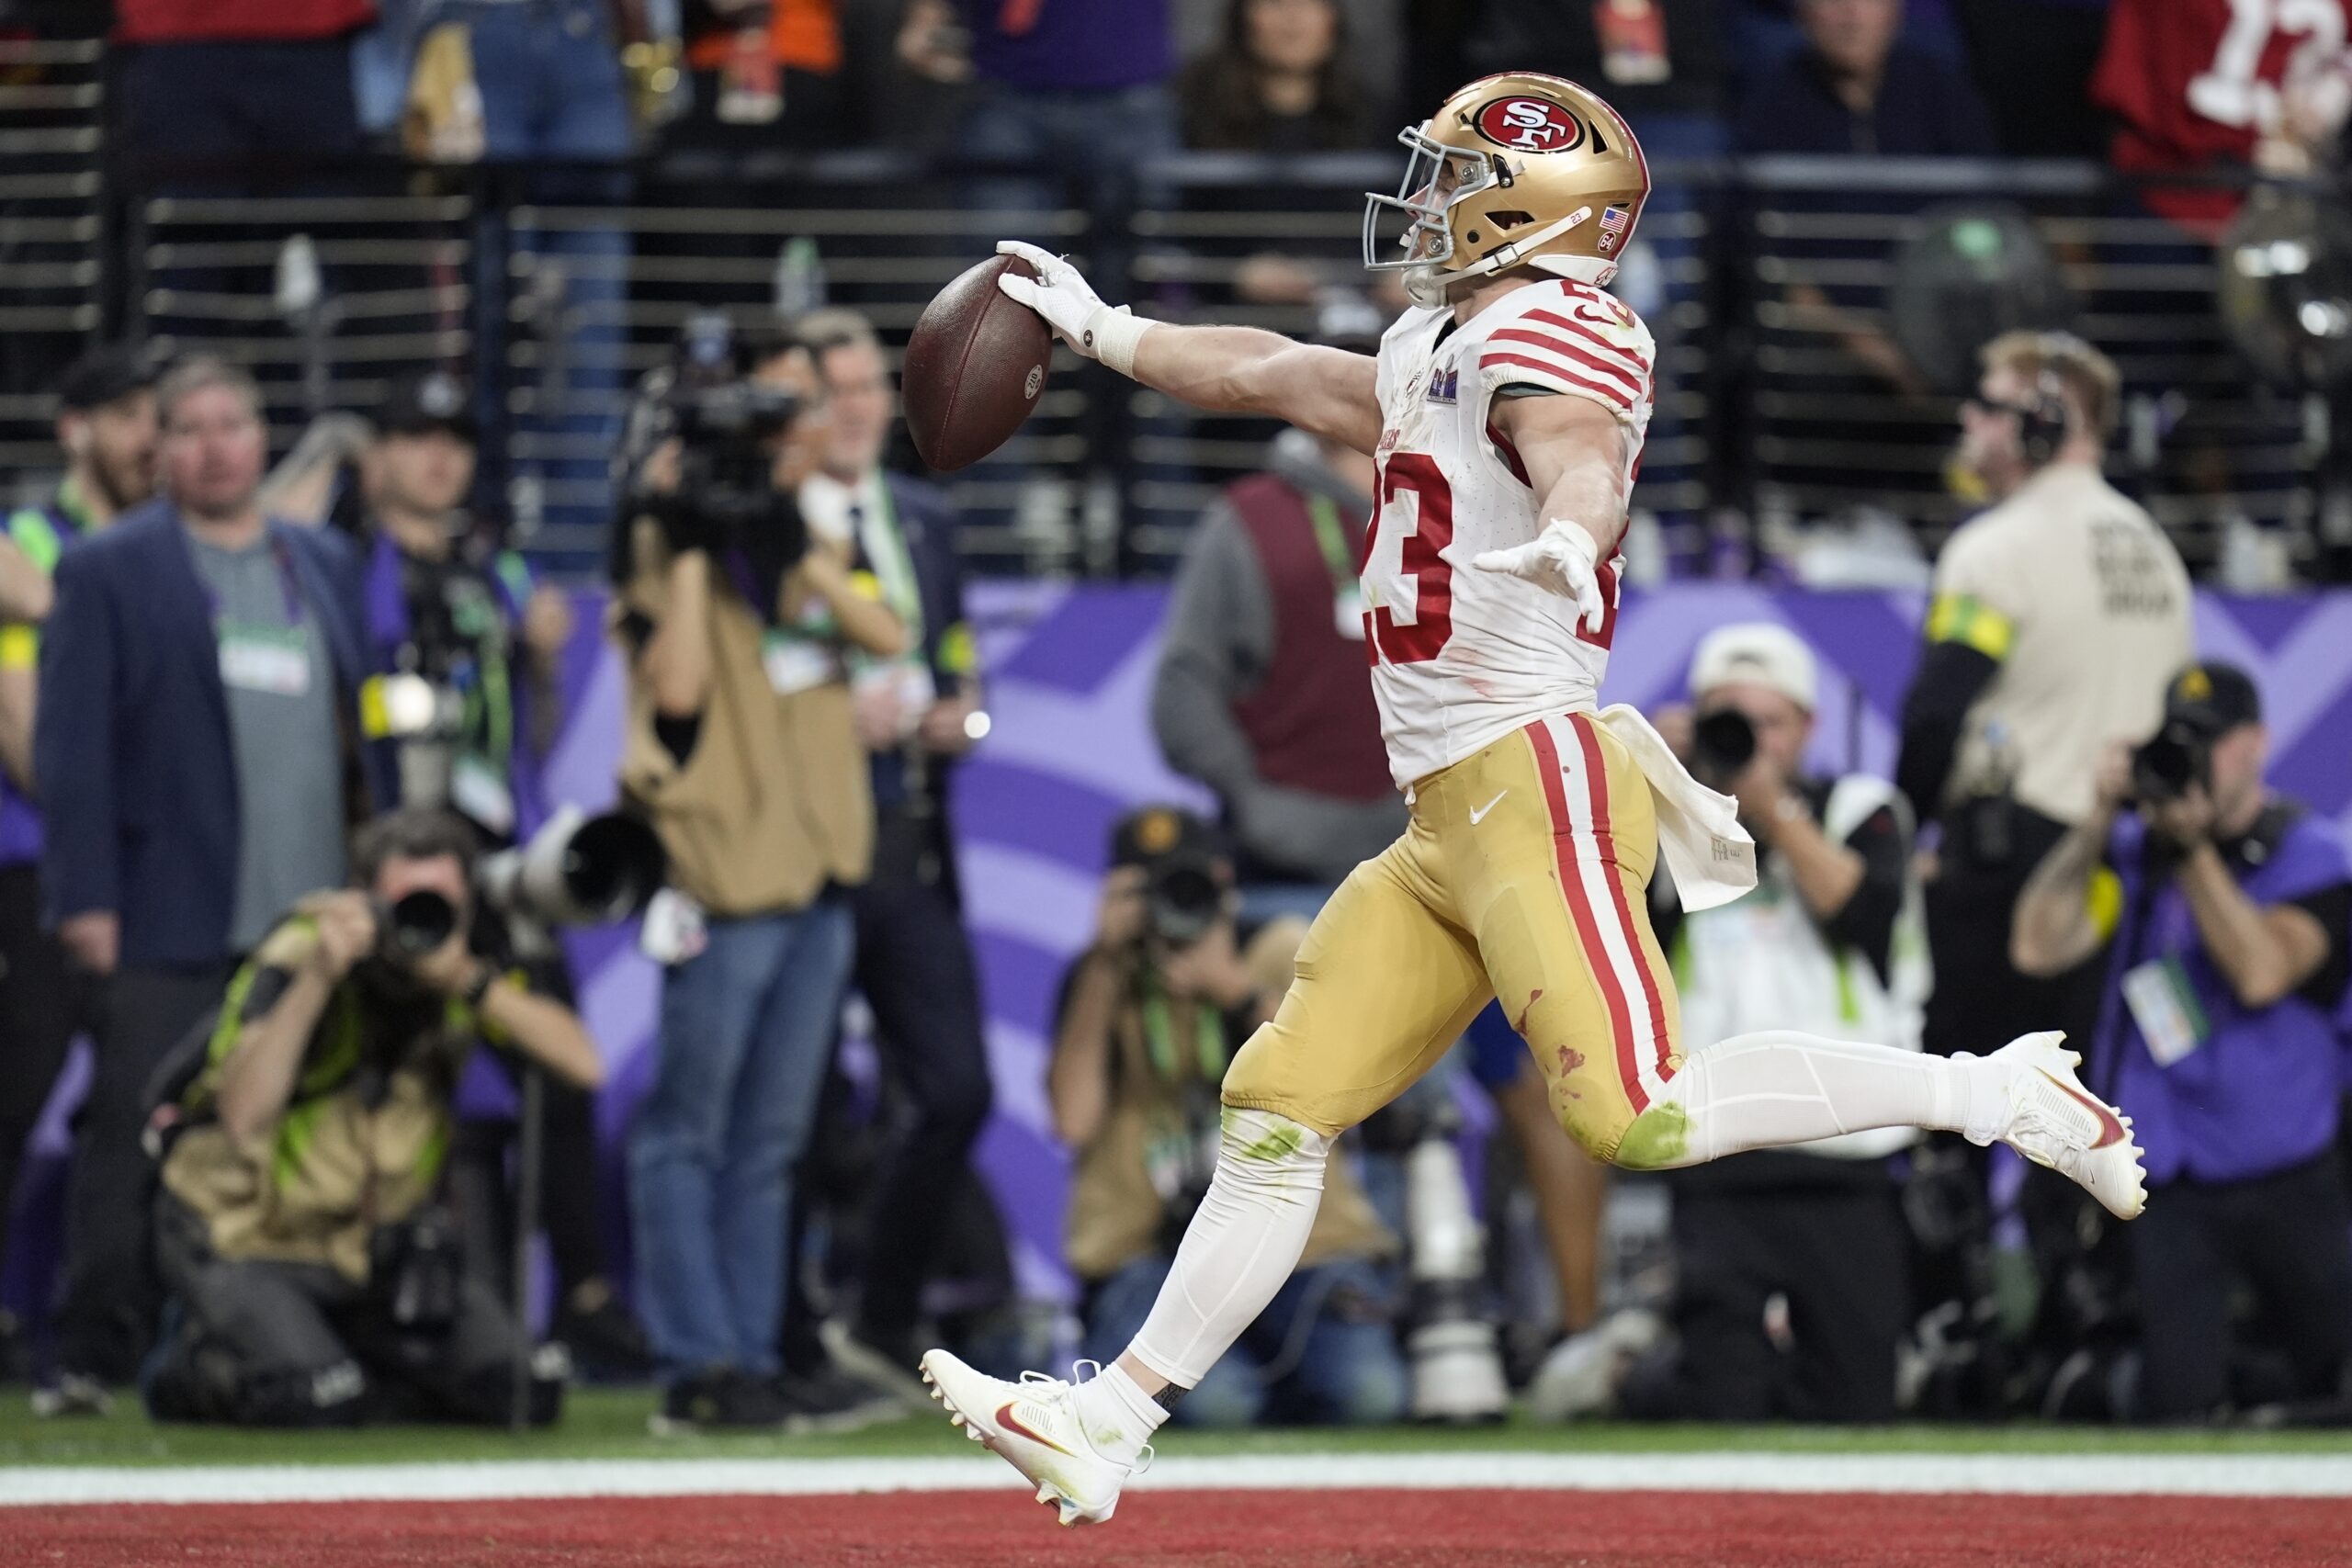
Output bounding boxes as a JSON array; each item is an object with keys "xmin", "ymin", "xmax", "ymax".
[{"xmin": 1222, "ymin": 712, "xmax": 1683, "ymax": 1162}]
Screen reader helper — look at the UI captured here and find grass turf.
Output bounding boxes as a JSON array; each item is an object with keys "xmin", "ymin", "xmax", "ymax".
[{"xmin": 4, "ymin": 1387, "xmax": 2351, "ymax": 1468}]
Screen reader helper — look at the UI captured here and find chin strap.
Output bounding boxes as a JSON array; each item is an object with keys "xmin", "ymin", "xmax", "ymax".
[{"xmin": 1408, "ymin": 206, "xmax": 1618, "ymax": 303}]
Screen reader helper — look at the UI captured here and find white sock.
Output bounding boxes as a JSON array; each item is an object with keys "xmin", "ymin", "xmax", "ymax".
[
  {"xmin": 1639, "ymin": 1030, "xmax": 2001, "ymax": 1168},
  {"xmin": 1122, "ymin": 1107, "xmax": 1332, "ymax": 1392},
  {"xmin": 1070, "ymin": 1360, "xmax": 1166, "ymax": 1466}
]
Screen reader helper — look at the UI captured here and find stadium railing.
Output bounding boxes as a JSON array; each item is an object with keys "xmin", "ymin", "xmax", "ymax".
[{"xmin": 6, "ymin": 139, "xmax": 2327, "ymax": 582}]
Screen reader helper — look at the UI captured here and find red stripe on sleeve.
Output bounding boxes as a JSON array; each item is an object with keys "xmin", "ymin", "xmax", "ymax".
[
  {"xmin": 1569, "ymin": 713, "xmax": 1675, "ymax": 1087},
  {"xmin": 1487, "ymin": 328, "xmax": 1645, "ymax": 392},
  {"xmin": 1525, "ymin": 717, "xmax": 1645, "ymax": 1113},
  {"xmin": 1521, "ymin": 309, "xmax": 1651, "ymax": 376},
  {"xmin": 1479, "ymin": 352, "xmax": 1635, "ymax": 412}
]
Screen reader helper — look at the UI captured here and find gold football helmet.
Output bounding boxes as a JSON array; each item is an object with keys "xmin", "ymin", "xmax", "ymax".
[{"xmin": 1363, "ymin": 73, "xmax": 1651, "ymax": 307}]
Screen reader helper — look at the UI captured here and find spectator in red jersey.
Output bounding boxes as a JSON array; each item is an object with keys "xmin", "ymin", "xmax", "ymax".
[
  {"xmin": 110, "ymin": 0, "xmax": 377, "ymax": 185},
  {"xmin": 2091, "ymin": 0, "xmax": 2352, "ymax": 234}
]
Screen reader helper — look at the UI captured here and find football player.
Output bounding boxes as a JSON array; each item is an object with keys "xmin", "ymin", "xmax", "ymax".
[{"xmin": 922, "ymin": 73, "xmax": 2145, "ymax": 1527}]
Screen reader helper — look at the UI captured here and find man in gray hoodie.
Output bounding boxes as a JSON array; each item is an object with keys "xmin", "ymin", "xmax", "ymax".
[{"xmin": 1152, "ymin": 424, "xmax": 1406, "ymax": 919}]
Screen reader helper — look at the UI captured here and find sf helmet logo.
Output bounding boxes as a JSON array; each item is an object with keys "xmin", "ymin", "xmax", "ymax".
[{"xmin": 1474, "ymin": 96, "xmax": 1583, "ymax": 153}]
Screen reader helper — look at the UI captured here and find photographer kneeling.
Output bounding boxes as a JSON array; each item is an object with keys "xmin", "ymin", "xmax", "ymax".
[
  {"xmin": 2014, "ymin": 664, "xmax": 2352, "ymax": 1421},
  {"xmin": 144, "ymin": 810, "xmax": 604, "ymax": 1427},
  {"xmin": 1052, "ymin": 808, "xmax": 1406, "ymax": 1429}
]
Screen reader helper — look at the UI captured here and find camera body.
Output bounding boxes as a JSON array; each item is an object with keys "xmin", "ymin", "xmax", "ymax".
[
  {"xmin": 620, "ymin": 311, "xmax": 808, "ymax": 568},
  {"xmin": 2130, "ymin": 719, "xmax": 2212, "ymax": 806},
  {"xmin": 1142, "ymin": 850, "xmax": 1227, "ymax": 947},
  {"xmin": 1689, "ymin": 707, "xmax": 1758, "ymax": 791}
]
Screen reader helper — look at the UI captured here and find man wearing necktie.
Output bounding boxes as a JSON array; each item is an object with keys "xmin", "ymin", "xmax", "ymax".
[{"xmin": 794, "ymin": 309, "xmax": 994, "ymax": 1390}]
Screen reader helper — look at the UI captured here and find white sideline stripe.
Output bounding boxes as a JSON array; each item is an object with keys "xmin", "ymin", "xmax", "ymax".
[{"xmin": 2, "ymin": 1451, "xmax": 2348, "ymax": 1507}]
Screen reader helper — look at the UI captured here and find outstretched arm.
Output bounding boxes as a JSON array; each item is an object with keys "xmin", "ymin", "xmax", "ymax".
[{"xmin": 996, "ymin": 242, "xmax": 1381, "ymax": 456}]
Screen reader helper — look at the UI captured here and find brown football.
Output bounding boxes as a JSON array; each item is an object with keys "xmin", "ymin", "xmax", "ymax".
[{"xmin": 901, "ymin": 254, "xmax": 1054, "ymax": 472}]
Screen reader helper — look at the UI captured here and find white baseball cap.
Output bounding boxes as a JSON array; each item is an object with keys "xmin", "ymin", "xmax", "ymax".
[{"xmin": 1689, "ymin": 622, "xmax": 1819, "ymax": 713}]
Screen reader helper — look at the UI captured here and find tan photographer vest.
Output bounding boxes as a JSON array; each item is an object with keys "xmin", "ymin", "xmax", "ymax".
[{"xmin": 615, "ymin": 520, "xmax": 873, "ymax": 918}]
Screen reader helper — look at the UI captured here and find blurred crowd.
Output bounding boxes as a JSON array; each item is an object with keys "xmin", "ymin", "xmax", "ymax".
[
  {"xmin": 4, "ymin": 0, "xmax": 2346, "ymax": 581},
  {"xmin": 58, "ymin": 0, "xmax": 2336, "ymax": 176},
  {"xmin": 0, "ymin": 0, "xmax": 2345, "ymax": 1438}
]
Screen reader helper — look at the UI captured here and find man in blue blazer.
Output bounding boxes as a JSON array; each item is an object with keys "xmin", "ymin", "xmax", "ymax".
[
  {"xmin": 794, "ymin": 310, "xmax": 994, "ymax": 1392},
  {"xmin": 36, "ymin": 356, "xmax": 393, "ymax": 1398}
]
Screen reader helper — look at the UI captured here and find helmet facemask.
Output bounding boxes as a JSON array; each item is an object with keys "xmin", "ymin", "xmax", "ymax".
[{"xmin": 1362, "ymin": 127, "xmax": 1501, "ymax": 307}]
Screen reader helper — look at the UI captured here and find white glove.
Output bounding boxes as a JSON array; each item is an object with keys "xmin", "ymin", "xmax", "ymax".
[
  {"xmin": 1472, "ymin": 519, "xmax": 1608, "ymax": 634},
  {"xmin": 993, "ymin": 239, "xmax": 1151, "ymax": 375}
]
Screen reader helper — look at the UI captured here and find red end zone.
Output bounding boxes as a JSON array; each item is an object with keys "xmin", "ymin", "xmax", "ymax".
[{"xmin": 10, "ymin": 1488, "xmax": 2350, "ymax": 1568}]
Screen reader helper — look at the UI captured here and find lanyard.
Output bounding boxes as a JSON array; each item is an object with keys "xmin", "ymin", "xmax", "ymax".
[
  {"xmin": 1141, "ymin": 976, "xmax": 1227, "ymax": 1084},
  {"xmin": 1305, "ymin": 494, "xmax": 1359, "ymax": 605},
  {"xmin": 200, "ymin": 532, "xmax": 308, "ymax": 627},
  {"xmin": 854, "ymin": 477, "xmax": 925, "ymax": 651}
]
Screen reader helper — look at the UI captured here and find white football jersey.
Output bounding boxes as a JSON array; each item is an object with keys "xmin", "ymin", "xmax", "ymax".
[{"xmin": 1360, "ymin": 277, "xmax": 1657, "ymax": 790}]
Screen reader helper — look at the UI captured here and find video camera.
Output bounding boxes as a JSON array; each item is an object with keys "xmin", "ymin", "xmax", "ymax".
[
  {"xmin": 379, "ymin": 807, "xmax": 668, "ymax": 957},
  {"xmin": 618, "ymin": 311, "xmax": 808, "ymax": 567}
]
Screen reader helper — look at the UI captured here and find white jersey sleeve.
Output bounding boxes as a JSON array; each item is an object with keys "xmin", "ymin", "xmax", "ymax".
[{"xmin": 1475, "ymin": 286, "xmax": 1657, "ymax": 429}]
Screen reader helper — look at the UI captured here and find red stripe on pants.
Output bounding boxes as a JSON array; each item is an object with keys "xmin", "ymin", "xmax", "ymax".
[
  {"xmin": 1526, "ymin": 717, "xmax": 1645, "ymax": 1112},
  {"xmin": 1569, "ymin": 713, "xmax": 1675, "ymax": 1088}
]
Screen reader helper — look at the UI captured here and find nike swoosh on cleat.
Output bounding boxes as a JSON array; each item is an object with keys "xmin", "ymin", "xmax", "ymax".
[
  {"xmin": 1469, "ymin": 790, "xmax": 1508, "ymax": 825},
  {"xmin": 995, "ymin": 1402, "xmax": 1079, "ymax": 1459},
  {"xmin": 2037, "ymin": 1068, "xmax": 2128, "ymax": 1149}
]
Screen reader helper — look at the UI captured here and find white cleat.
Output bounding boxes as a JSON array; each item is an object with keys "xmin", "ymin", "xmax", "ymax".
[
  {"xmin": 1982, "ymin": 1031, "xmax": 2147, "ymax": 1221},
  {"xmin": 919, "ymin": 1350, "xmax": 1144, "ymax": 1528}
]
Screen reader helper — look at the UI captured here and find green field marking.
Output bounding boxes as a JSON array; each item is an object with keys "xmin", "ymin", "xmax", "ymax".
[{"xmin": 2, "ymin": 1389, "xmax": 2350, "ymax": 1469}]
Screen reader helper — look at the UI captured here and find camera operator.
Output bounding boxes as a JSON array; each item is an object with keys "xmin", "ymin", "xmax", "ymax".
[
  {"xmin": 354, "ymin": 369, "xmax": 650, "ymax": 1378},
  {"xmin": 1051, "ymin": 807, "xmax": 1406, "ymax": 1428},
  {"xmin": 1551, "ymin": 624, "xmax": 1924, "ymax": 1423},
  {"xmin": 143, "ymin": 809, "xmax": 602, "ymax": 1427},
  {"xmin": 2012, "ymin": 664, "xmax": 2352, "ymax": 1421},
  {"xmin": 612, "ymin": 320, "xmax": 904, "ymax": 1430},
  {"xmin": 1895, "ymin": 331, "xmax": 2191, "ymax": 1061}
]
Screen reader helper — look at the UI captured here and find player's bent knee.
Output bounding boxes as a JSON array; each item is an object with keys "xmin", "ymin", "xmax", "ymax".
[
  {"xmin": 1213, "ymin": 1106, "xmax": 1332, "ymax": 1181},
  {"xmin": 1611, "ymin": 1102, "xmax": 1695, "ymax": 1171}
]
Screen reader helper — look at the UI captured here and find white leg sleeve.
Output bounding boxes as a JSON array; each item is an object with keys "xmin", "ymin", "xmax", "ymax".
[
  {"xmin": 1125, "ymin": 1109, "xmax": 1331, "ymax": 1389},
  {"xmin": 1629, "ymin": 1030, "xmax": 1991, "ymax": 1170}
]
